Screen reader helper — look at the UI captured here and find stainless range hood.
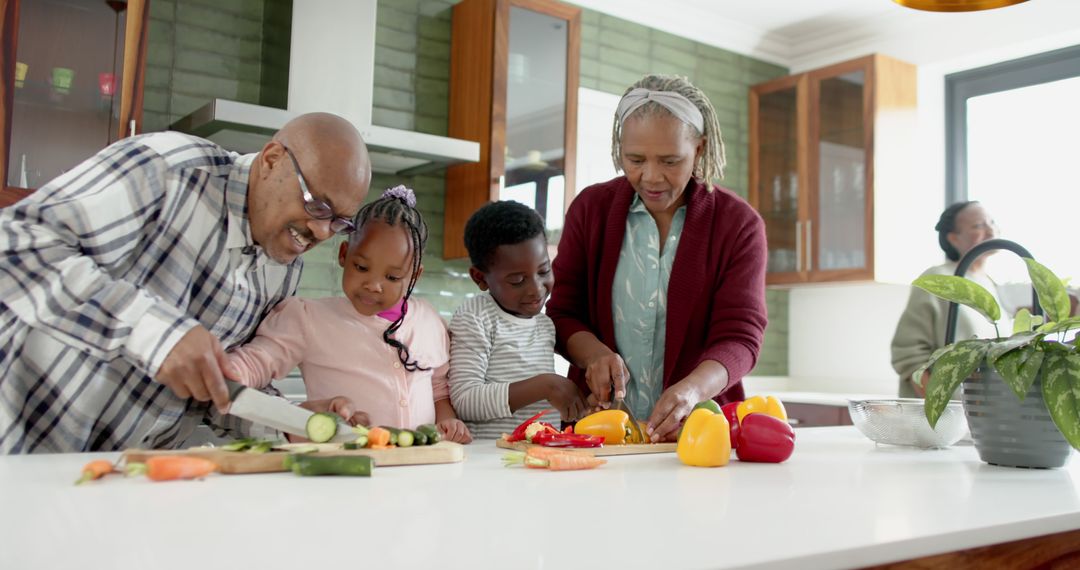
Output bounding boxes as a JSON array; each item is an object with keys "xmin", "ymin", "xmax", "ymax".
[{"xmin": 169, "ymin": 0, "xmax": 478, "ymax": 175}]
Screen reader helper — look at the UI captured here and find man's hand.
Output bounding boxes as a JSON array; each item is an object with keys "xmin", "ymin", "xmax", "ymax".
[
  {"xmin": 437, "ymin": 418, "xmax": 473, "ymax": 444},
  {"xmin": 156, "ymin": 326, "xmax": 234, "ymax": 412}
]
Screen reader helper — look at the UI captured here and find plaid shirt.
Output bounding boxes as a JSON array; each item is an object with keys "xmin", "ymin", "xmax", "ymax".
[{"xmin": 0, "ymin": 132, "xmax": 302, "ymax": 453}]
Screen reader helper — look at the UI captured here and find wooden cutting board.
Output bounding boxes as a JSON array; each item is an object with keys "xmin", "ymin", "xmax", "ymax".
[
  {"xmin": 122, "ymin": 441, "xmax": 464, "ymax": 474},
  {"xmin": 496, "ymin": 439, "xmax": 676, "ymax": 456}
]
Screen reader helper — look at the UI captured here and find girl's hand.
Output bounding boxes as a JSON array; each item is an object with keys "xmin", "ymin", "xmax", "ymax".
[
  {"xmin": 583, "ymin": 351, "xmax": 629, "ymax": 408},
  {"xmin": 645, "ymin": 378, "xmax": 704, "ymax": 443},
  {"xmin": 437, "ymin": 418, "xmax": 473, "ymax": 444},
  {"xmin": 301, "ymin": 396, "xmax": 369, "ymax": 426}
]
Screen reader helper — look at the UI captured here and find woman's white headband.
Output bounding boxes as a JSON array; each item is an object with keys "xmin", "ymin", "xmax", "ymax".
[{"xmin": 616, "ymin": 88, "xmax": 704, "ymax": 133}]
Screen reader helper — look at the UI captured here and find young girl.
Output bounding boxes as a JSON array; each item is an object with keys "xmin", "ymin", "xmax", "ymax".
[{"xmin": 227, "ymin": 186, "xmax": 472, "ymax": 443}]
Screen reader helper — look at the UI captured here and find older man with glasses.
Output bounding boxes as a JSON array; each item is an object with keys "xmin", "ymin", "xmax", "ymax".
[{"xmin": 0, "ymin": 112, "xmax": 372, "ymax": 453}]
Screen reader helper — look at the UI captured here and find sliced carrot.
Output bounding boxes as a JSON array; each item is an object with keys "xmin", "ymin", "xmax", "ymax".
[
  {"xmin": 75, "ymin": 459, "xmax": 115, "ymax": 485},
  {"xmin": 367, "ymin": 427, "xmax": 391, "ymax": 447},
  {"xmin": 368, "ymin": 443, "xmax": 394, "ymax": 450},
  {"xmin": 126, "ymin": 456, "xmax": 218, "ymax": 481}
]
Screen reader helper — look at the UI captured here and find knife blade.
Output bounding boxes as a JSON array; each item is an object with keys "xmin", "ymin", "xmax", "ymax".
[
  {"xmin": 226, "ymin": 384, "xmax": 356, "ymax": 443},
  {"xmin": 612, "ymin": 380, "xmax": 647, "ymax": 444}
]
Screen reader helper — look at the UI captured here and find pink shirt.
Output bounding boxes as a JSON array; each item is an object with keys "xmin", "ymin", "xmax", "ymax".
[{"xmin": 228, "ymin": 296, "xmax": 450, "ymax": 429}]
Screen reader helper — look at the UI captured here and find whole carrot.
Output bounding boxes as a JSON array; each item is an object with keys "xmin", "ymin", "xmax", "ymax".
[
  {"xmin": 526, "ymin": 446, "xmax": 592, "ymax": 460},
  {"xmin": 75, "ymin": 459, "xmax": 115, "ymax": 485},
  {"xmin": 543, "ymin": 453, "xmax": 606, "ymax": 471},
  {"xmin": 126, "ymin": 456, "xmax": 218, "ymax": 481},
  {"xmin": 502, "ymin": 449, "xmax": 606, "ymax": 471}
]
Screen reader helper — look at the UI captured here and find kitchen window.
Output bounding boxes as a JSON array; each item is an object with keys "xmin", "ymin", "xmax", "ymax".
[{"xmin": 946, "ymin": 44, "xmax": 1080, "ymax": 283}]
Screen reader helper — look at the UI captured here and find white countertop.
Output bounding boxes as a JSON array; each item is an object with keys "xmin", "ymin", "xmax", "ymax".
[{"xmin": 2, "ymin": 427, "xmax": 1077, "ymax": 570}]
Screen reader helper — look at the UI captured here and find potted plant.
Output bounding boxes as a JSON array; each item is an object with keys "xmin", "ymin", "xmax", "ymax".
[{"xmin": 913, "ymin": 239, "xmax": 1079, "ymax": 468}]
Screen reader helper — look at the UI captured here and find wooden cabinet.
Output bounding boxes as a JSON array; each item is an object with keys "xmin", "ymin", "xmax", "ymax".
[
  {"xmin": 0, "ymin": 0, "xmax": 149, "ymax": 208},
  {"xmin": 443, "ymin": 0, "xmax": 580, "ymax": 259},
  {"xmin": 786, "ymin": 402, "xmax": 853, "ymax": 428},
  {"xmin": 750, "ymin": 54, "xmax": 916, "ymax": 285}
]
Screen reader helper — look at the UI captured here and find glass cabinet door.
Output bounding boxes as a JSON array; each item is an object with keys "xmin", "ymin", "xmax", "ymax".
[
  {"xmin": 812, "ymin": 65, "xmax": 868, "ymax": 274},
  {"xmin": 7, "ymin": 0, "xmax": 130, "ymax": 189},
  {"xmin": 756, "ymin": 83, "xmax": 801, "ymax": 275},
  {"xmin": 501, "ymin": 5, "xmax": 569, "ymax": 233}
]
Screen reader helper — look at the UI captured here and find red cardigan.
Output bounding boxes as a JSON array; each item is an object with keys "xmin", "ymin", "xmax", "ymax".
[{"xmin": 547, "ymin": 176, "xmax": 768, "ymax": 405}]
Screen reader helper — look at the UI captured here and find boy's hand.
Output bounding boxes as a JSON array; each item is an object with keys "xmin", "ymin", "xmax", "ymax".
[
  {"xmin": 546, "ymin": 375, "xmax": 588, "ymax": 422},
  {"xmin": 437, "ymin": 418, "xmax": 473, "ymax": 444}
]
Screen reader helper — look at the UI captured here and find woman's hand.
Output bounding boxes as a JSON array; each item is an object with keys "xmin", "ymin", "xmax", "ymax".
[
  {"xmin": 645, "ymin": 379, "xmax": 703, "ymax": 442},
  {"xmin": 584, "ymin": 351, "xmax": 630, "ymax": 408},
  {"xmin": 646, "ymin": 361, "xmax": 729, "ymax": 442},
  {"xmin": 437, "ymin": 418, "xmax": 473, "ymax": 444}
]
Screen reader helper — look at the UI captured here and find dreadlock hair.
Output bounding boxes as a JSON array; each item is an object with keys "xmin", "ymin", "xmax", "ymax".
[
  {"xmin": 464, "ymin": 200, "xmax": 547, "ymax": 272},
  {"xmin": 611, "ymin": 74, "xmax": 727, "ymax": 186},
  {"xmin": 935, "ymin": 200, "xmax": 979, "ymax": 262},
  {"xmin": 349, "ymin": 186, "xmax": 429, "ymax": 372}
]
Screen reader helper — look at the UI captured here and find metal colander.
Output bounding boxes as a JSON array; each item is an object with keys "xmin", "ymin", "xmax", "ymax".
[{"xmin": 848, "ymin": 398, "xmax": 967, "ymax": 449}]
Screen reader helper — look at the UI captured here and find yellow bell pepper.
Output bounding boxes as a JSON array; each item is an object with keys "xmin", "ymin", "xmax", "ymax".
[
  {"xmin": 676, "ymin": 408, "xmax": 731, "ymax": 467},
  {"xmin": 736, "ymin": 395, "xmax": 787, "ymax": 424},
  {"xmin": 575, "ymin": 410, "xmax": 632, "ymax": 444}
]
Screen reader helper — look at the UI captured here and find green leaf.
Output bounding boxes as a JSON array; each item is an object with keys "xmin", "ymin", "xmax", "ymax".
[
  {"xmin": 913, "ymin": 275, "xmax": 1001, "ymax": 323},
  {"xmin": 990, "ymin": 343, "xmax": 1044, "ymax": 400},
  {"xmin": 925, "ymin": 339, "xmax": 990, "ymax": 428},
  {"xmin": 913, "ymin": 344, "xmax": 955, "ymax": 387},
  {"xmin": 985, "ymin": 331, "xmax": 1041, "ymax": 362},
  {"xmin": 1024, "ymin": 258, "xmax": 1071, "ymax": 324},
  {"xmin": 1012, "ymin": 308, "xmax": 1044, "ymax": 334},
  {"xmin": 1040, "ymin": 316, "xmax": 1080, "ymax": 335},
  {"xmin": 1041, "ymin": 352, "xmax": 1080, "ymax": 451}
]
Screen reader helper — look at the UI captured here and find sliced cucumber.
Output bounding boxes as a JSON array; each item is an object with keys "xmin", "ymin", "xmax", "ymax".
[
  {"xmin": 397, "ymin": 430, "xmax": 415, "ymax": 447},
  {"xmin": 306, "ymin": 412, "xmax": 339, "ymax": 443},
  {"xmin": 412, "ymin": 430, "xmax": 428, "ymax": 446},
  {"xmin": 379, "ymin": 426, "xmax": 401, "ymax": 446}
]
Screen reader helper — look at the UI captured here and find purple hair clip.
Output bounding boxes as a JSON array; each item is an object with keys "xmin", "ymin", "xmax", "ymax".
[{"xmin": 382, "ymin": 185, "xmax": 417, "ymax": 208}]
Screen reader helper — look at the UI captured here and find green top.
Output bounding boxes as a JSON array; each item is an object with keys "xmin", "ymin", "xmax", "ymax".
[{"xmin": 612, "ymin": 194, "xmax": 687, "ymax": 419}]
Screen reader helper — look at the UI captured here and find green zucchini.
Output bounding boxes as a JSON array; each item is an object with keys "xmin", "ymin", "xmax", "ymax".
[
  {"xmin": 289, "ymin": 455, "xmax": 373, "ymax": 477},
  {"xmin": 397, "ymin": 430, "xmax": 415, "ymax": 447},
  {"xmin": 412, "ymin": 430, "xmax": 428, "ymax": 446},
  {"xmin": 306, "ymin": 412, "xmax": 339, "ymax": 443},
  {"xmin": 416, "ymin": 424, "xmax": 440, "ymax": 444}
]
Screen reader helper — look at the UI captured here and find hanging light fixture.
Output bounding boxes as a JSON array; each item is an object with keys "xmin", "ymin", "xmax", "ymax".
[{"xmin": 893, "ymin": 0, "xmax": 1028, "ymax": 11}]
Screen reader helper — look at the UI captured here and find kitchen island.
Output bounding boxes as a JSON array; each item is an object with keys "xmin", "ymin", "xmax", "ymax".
[{"xmin": 2, "ymin": 427, "xmax": 1077, "ymax": 569}]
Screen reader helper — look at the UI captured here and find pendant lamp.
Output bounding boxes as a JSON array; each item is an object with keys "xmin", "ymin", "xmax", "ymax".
[{"xmin": 893, "ymin": 0, "xmax": 1028, "ymax": 12}]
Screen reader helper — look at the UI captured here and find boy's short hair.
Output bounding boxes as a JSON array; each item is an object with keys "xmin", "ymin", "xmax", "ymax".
[{"xmin": 464, "ymin": 201, "xmax": 546, "ymax": 272}]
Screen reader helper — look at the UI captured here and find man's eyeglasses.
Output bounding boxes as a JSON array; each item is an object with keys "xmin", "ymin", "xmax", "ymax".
[{"xmin": 282, "ymin": 145, "xmax": 356, "ymax": 235}]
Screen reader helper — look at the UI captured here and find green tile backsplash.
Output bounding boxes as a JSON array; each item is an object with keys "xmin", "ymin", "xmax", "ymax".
[{"xmin": 143, "ymin": 0, "xmax": 789, "ymax": 376}]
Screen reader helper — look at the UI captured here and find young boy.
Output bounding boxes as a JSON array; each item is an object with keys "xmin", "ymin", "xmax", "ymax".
[{"xmin": 448, "ymin": 201, "xmax": 587, "ymax": 439}]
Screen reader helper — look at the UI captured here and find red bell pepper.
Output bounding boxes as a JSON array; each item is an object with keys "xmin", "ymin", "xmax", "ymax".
[
  {"xmin": 735, "ymin": 413, "xmax": 795, "ymax": 463},
  {"xmin": 506, "ymin": 409, "xmax": 555, "ymax": 442},
  {"xmin": 721, "ymin": 401, "xmax": 741, "ymax": 449},
  {"xmin": 531, "ymin": 431, "xmax": 604, "ymax": 448}
]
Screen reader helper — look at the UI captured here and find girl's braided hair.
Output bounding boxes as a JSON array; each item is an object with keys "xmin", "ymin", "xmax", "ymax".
[
  {"xmin": 611, "ymin": 74, "xmax": 727, "ymax": 185},
  {"xmin": 350, "ymin": 185, "xmax": 429, "ymax": 371}
]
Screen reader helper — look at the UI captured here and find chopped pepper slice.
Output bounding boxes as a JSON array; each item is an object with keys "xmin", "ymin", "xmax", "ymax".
[{"xmin": 506, "ymin": 409, "xmax": 555, "ymax": 442}]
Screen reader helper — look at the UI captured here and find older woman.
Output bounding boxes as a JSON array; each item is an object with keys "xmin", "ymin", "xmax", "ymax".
[
  {"xmin": 546, "ymin": 74, "xmax": 768, "ymax": 442},
  {"xmin": 890, "ymin": 200, "xmax": 1004, "ymax": 398}
]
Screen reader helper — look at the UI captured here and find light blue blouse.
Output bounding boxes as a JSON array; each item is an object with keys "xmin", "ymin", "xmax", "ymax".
[{"xmin": 612, "ymin": 194, "xmax": 686, "ymax": 420}]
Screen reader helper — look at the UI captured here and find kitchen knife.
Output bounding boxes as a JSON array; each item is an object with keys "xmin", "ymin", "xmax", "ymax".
[
  {"xmin": 226, "ymin": 383, "xmax": 356, "ymax": 443},
  {"xmin": 612, "ymin": 380, "xmax": 647, "ymax": 444}
]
